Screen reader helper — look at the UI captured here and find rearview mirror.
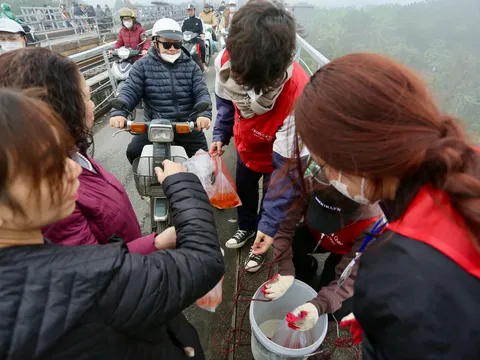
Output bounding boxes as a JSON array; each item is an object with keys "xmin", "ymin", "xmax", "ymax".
[
  {"xmin": 140, "ymin": 32, "xmax": 148, "ymax": 41},
  {"xmin": 110, "ymin": 99, "xmax": 130, "ymax": 112},
  {"xmin": 194, "ymin": 102, "xmax": 209, "ymax": 114}
]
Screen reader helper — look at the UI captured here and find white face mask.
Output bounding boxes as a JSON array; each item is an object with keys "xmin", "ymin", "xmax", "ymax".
[
  {"xmin": 330, "ymin": 171, "xmax": 370, "ymax": 205},
  {"xmin": 123, "ymin": 21, "xmax": 133, "ymax": 29},
  {"xmin": 0, "ymin": 41, "xmax": 24, "ymax": 52},
  {"xmin": 230, "ymin": 6, "xmax": 236, "ymax": 11},
  {"xmin": 160, "ymin": 52, "xmax": 181, "ymax": 63}
]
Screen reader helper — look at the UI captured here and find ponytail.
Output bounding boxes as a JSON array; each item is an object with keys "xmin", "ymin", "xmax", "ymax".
[{"xmin": 423, "ymin": 115, "xmax": 480, "ymax": 246}]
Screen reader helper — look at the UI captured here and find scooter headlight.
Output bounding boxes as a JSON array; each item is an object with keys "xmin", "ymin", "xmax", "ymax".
[
  {"xmin": 148, "ymin": 123, "xmax": 174, "ymax": 142},
  {"xmin": 117, "ymin": 47, "xmax": 130, "ymax": 60}
]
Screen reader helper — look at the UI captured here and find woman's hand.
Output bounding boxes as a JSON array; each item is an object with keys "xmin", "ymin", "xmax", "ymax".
[
  {"xmin": 154, "ymin": 227, "xmax": 176, "ymax": 250},
  {"xmin": 155, "ymin": 160, "xmax": 186, "ymax": 184},
  {"xmin": 209, "ymin": 141, "xmax": 224, "ymax": 156},
  {"xmin": 252, "ymin": 230, "xmax": 273, "ymax": 255},
  {"xmin": 262, "ymin": 274, "xmax": 294, "ymax": 300},
  {"xmin": 339, "ymin": 313, "xmax": 363, "ymax": 344}
]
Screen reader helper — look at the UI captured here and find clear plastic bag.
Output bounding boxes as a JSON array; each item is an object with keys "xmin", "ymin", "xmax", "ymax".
[
  {"xmin": 196, "ymin": 249, "xmax": 225, "ymax": 312},
  {"xmin": 183, "ymin": 150, "xmax": 215, "ymax": 196},
  {"xmin": 271, "ymin": 319, "xmax": 315, "ymax": 349},
  {"xmin": 196, "ymin": 276, "xmax": 224, "ymax": 312},
  {"xmin": 209, "ymin": 155, "xmax": 242, "ymax": 209}
]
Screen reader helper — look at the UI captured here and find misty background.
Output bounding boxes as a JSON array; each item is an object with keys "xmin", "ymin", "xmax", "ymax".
[{"xmin": 9, "ymin": 0, "xmax": 480, "ymax": 137}]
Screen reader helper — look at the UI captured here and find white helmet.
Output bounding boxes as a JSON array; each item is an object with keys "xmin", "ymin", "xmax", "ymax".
[
  {"xmin": 152, "ymin": 18, "xmax": 183, "ymax": 42},
  {"xmin": 228, "ymin": 0, "xmax": 236, "ymax": 6},
  {"xmin": 0, "ymin": 18, "xmax": 25, "ymax": 35}
]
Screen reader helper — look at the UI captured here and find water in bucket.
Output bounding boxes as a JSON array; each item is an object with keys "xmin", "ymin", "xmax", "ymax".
[{"xmin": 249, "ymin": 279, "xmax": 328, "ymax": 360}]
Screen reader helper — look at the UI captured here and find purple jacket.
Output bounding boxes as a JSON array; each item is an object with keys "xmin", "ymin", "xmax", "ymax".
[{"xmin": 42, "ymin": 155, "xmax": 157, "ymax": 254}]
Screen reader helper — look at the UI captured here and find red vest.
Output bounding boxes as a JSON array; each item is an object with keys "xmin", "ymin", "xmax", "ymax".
[
  {"xmin": 387, "ymin": 185, "xmax": 480, "ymax": 279},
  {"xmin": 221, "ymin": 51, "xmax": 309, "ymax": 174},
  {"xmin": 307, "ymin": 217, "xmax": 380, "ymax": 255}
]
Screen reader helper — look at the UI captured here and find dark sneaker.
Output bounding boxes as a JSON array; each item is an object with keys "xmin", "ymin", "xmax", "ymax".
[
  {"xmin": 225, "ymin": 229, "xmax": 255, "ymax": 249},
  {"xmin": 245, "ymin": 248, "xmax": 265, "ymax": 273}
]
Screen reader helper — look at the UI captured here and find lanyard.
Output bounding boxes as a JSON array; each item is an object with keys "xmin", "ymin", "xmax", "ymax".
[{"xmin": 335, "ymin": 216, "xmax": 388, "ymax": 292}]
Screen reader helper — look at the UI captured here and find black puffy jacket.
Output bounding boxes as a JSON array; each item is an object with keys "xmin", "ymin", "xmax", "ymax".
[
  {"xmin": 111, "ymin": 47, "xmax": 212, "ymax": 121},
  {"xmin": 0, "ymin": 173, "xmax": 224, "ymax": 360}
]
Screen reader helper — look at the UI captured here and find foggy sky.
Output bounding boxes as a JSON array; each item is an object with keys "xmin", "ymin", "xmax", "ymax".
[{"xmin": 90, "ymin": 0, "xmax": 418, "ymax": 8}]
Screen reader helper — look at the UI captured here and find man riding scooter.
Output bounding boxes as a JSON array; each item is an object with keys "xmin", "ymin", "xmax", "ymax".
[
  {"xmin": 0, "ymin": 18, "xmax": 27, "ymax": 53},
  {"xmin": 199, "ymin": 3, "xmax": 217, "ymax": 42},
  {"xmin": 182, "ymin": 4, "xmax": 208, "ymax": 71},
  {"xmin": 110, "ymin": 8, "xmax": 150, "ymax": 61},
  {"xmin": 109, "ymin": 18, "xmax": 212, "ymax": 164}
]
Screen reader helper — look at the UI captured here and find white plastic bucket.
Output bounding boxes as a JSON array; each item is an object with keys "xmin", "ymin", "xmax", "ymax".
[{"xmin": 249, "ymin": 280, "xmax": 328, "ymax": 360}]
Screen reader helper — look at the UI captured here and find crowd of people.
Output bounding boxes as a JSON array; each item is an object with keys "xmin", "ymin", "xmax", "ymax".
[{"xmin": 0, "ymin": 0, "xmax": 478, "ymax": 359}]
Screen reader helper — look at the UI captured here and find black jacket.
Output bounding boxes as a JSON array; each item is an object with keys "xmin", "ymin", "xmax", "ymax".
[
  {"xmin": 0, "ymin": 173, "xmax": 224, "ymax": 360},
  {"xmin": 110, "ymin": 47, "xmax": 212, "ymax": 121},
  {"xmin": 353, "ymin": 182, "xmax": 480, "ymax": 360},
  {"xmin": 182, "ymin": 15, "xmax": 204, "ymax": 34}
]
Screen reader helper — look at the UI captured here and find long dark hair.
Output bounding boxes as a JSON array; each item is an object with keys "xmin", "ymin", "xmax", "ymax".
[
  {"xmin": 295, "ymin": 52, "xmax": 480, "ymax": 246},
  {"xmin": 0, "ymin": 48, "xmax": 91, "ymax": 152}
]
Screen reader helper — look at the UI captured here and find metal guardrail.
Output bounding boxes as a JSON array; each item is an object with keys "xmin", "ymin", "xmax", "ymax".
[
  {"xmin": 20, "ymin": 4, "xmax": 186, "ymax": 50},
  {"xmin": 295, "ymin": 34, "xmax": 330, "ymax": 75}
]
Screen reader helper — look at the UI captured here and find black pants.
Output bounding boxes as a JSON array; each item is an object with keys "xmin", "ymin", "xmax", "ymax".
[
  {"xmin": 291, "ymin": 225, "xmax": 353, "ymax": 319},
  {"xmin": 236, "ymin": 156, "xmax": 271, "ymax": 231},
  {"xmin": 195, "ymin": 38, "xmax": 206, "ymax": 63},
  {"xmin": 126, "ymin": 131, "xmax": 208, "ymax": 165},
  {"xmin": 166, "ymin": 313, "xmax": 205, "ymax": 359}
]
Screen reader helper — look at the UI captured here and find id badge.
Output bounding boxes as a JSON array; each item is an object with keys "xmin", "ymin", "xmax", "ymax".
[{"xmin": 335, "ymin": 253, "xmax": 360, "ymax": 292}]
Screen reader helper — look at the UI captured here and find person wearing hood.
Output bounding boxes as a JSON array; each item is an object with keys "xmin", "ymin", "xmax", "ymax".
[
  {"xmin": 110, "ymin": 18, "xmax": 212, "ymax": 165},
  {"xmin": 0, "ymin": 3, "xmax": 23, "ymax": 24},
  {"xmin": 0, "ymin": 18, "xmax": 27, "ymax": 53},
  {"xmin": 112, "ymin": 8, "xmax": 150, "ymax": 61}
]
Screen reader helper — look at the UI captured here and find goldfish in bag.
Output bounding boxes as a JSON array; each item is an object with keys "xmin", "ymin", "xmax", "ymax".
[
  {"xmin": 196, "ymin": 248, "xmax": 225, "ymax": 312},
  {"xmin": 196, "ymin": 276, "xmax": 224, "ymax": 312},
  {"xmin": 209, "ymin": 155, "xmax": 242, "ymax": 209}
]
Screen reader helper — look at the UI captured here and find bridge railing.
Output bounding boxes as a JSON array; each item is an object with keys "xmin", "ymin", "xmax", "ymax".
[
  {"xmin": 20, "ymin": 5, "xmax": 186, "ymax": 50},
  {"xmin": 295, "ymin": 34, "xmax": 330, "ymax": 75}
]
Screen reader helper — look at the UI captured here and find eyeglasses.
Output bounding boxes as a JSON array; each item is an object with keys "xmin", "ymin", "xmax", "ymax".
[
  {"xmin": 158, "ymin": 41, "xmax": 182, "ymax": 50},
  {"xmin": 304, "ymin": 156, "xmax": 330, "ymax": 185}
]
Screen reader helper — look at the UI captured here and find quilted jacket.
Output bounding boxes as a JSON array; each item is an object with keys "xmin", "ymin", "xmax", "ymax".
[
  {"xmin": 0, "ymin": 173, "xmax": 224, "ymax": 360},
  {"xmin": 111, "ymin": 47, "xmax": 212, "ymax": 121},
  {"xmin": 42, "ymin": 153, "xmax": 157, "ymax": 255}
]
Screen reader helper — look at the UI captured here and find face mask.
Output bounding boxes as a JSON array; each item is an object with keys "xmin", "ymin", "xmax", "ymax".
[
  {"xmin": 123, "ymin": 21, "xmax": 133, "ymax": 29},
  {"xmin": 160, "ymin": 52, "xmax": 181, "ymax": 63},
  {"xmin": 0, "ymin": 41, "xmax": 24, "ymax": 52},
  {"xmin": 330, "ymin": 171, "xmax": 370, "ymax": 205},
  {"xmin": 230, "ymin": 6, "xmax": 236, "ymax": 11}
]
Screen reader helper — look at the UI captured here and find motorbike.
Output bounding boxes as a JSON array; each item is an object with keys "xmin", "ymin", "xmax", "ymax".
[
  {"xmin": 110, "ymin": 33, "xmax": 148, "ymax": 120},
  {"xmin": 219, "ymin": 28, "xmax": 228, "ymax": 49},
  {"xmin": 110, "ymin": 98, "xmax": 210, "ymax": 233},
  {"xmin": 183, "ymin": 30, "xmax": 211, "ymax": 69}
]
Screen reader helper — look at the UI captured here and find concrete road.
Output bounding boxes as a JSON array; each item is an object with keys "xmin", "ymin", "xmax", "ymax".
[{"xmin": 92, "ymin": 60, "xmax": 356, "ymax": 360}]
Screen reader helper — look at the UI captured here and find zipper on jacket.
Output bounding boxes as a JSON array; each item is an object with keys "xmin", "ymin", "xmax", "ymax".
[{"xmin": 168, "ymin": 65, "xmax": 180, "ymax": 118}]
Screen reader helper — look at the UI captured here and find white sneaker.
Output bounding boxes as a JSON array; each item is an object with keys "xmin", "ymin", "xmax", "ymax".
[
  {"xmin": 245, "ymin": 248, "xmax": 265, "ymax": 273},
  {"xmin": 225, "ymin": 230, "xmax": 255, "ymax": 249}
]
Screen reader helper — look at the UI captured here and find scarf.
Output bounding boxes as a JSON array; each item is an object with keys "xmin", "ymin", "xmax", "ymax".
[{"xmin": 219, "ymin": 59, "xmax": 294, "ymax": 119}]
